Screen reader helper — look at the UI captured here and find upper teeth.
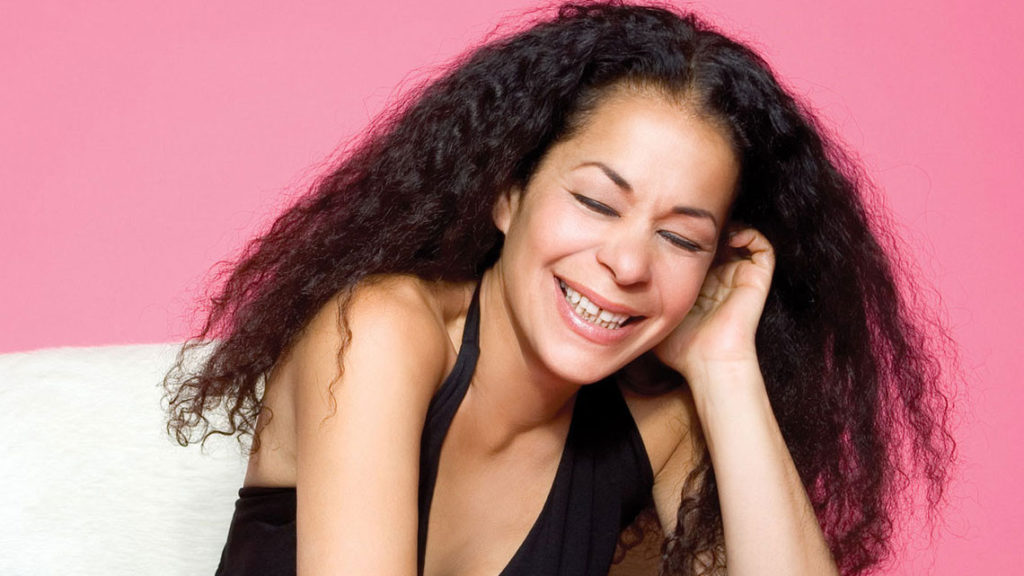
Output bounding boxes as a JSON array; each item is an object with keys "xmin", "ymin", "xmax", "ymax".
[{"xmin": 560, "ymin": 280, "xmax": 631, "ymax": 330}]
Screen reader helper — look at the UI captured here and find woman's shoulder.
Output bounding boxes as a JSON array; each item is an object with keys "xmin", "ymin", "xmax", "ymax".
[
  {"xmin": 618, "ymin": 380, "xmax": 700, "ymax": 481},
  {"xmin": 245, "ymin": 275, "xmax": 473, "ymax": 487},
  {"xmin": 618, "ymin": 380, "xmax": 702, "ymax": 533},
  {"xmin": 288, "ymin": 274, "xmax": 474, "ymax": 385}
]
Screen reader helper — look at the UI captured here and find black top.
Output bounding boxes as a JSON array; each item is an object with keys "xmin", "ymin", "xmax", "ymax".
[{"xmin": 215, "ymin": 283, "xmax": 655, "ymax": 576}]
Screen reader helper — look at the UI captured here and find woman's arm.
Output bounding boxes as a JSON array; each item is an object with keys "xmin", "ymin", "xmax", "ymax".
[
  {"xmin": 653, "ymin": 228, "xmax": 838, "ymax": 575},
  {"xmin": 285, "ymin": 278, "xmax": 450, "ymax": 575},
  {"xmin": 687, "ymin": 362, "xmax": 836, "ymax": 575}
]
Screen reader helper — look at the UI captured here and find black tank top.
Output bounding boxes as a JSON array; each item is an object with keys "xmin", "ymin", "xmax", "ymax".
[{"xmin": 215, "ymin": 283, "xmax": 654, "ymax": 576}]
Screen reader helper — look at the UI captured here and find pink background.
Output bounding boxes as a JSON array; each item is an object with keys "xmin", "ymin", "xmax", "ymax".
[{"xmin": 2, "ymin": 0, "xmax": 1021, "ymax": 572}]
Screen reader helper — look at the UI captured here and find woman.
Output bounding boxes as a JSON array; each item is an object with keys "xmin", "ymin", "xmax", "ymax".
[{"xmin": 164, "ymin": 2, "xmax": 955, "ymax": 575}]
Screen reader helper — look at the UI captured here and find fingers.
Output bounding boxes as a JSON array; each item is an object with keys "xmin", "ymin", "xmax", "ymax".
[{"xmin": 724, "ymin": 226, "xmax": 775, "ymax": 271}]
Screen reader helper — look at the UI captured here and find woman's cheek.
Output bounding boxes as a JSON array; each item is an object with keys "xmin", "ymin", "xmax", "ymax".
[
  {"xmin": 536, "ymin": 203, "xmax": 601, "ymax": 248},
  {"xmin": 663, "ymin": 261, "xmax": 709, "ymax": 319}
]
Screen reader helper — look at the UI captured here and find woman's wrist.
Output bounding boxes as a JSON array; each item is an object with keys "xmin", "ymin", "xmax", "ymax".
[{"xmin": 681, "ymin": 358, "xmax": 769, "ymax": 424}]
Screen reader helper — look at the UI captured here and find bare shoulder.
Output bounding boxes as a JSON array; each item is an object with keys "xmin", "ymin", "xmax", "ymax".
[
  {"xmin": 286, "ymin": 274, "xmax": 466, "ymax": 403},
  {"xmin": 619, "ymin": 383, "xmax": 699, "ymax": 476},
  {"xmin": 620, "ymin": 381, "xmax": 702, "ymax": 533},
  {"xmin": 279, "ymin": 275, "xmax": 475, "ymax": 572},
  {"xmin": 245, "ymin": 275, "xmax": 472, "ymax": 487}
]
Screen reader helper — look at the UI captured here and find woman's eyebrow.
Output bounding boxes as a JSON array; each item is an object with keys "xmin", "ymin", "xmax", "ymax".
[
  {"xmin": 577, "ymin": 161, "xmax": 719, "ymax": 228},
  {"xmin": 673, "ymin": 205, "xmax": 718, "ymax": 228},
  {"xmin": 579, "ymin": 161, "xmax": 633, "ymax": 192}
]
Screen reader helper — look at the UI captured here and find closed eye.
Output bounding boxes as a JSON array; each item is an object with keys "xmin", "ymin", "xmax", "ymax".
[
  {"xmin": 658, "ymin": 230, "xmax": 702, "ymax": 252},
  {"xmin": 571, "ymin": 193, "xmax": 618, "ymax": 217}
]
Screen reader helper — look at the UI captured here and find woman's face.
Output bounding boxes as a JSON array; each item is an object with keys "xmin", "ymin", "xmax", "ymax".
[{"xmin": 491, "ymin": 89, "xmax": 739, "ymax": 385}]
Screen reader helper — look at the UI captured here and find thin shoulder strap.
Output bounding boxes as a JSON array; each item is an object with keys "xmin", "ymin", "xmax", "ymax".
[
  {"xmin": 416, "ymin": 279, "xmax": 482, "ymax": 573},
  {"xmin": 424, "ymin": 281, "xmax": 480, "ymax": 414}
]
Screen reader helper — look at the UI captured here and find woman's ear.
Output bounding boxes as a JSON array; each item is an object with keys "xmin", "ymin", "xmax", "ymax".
[{"xmin": 492, "ymin": 187, "xmax": 522, "ymax": 234}]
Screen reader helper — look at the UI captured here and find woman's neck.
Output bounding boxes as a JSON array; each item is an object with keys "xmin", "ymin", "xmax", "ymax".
[{"xmin": 467, "ymin": 269, "xmax": 582, "ymax": 449}]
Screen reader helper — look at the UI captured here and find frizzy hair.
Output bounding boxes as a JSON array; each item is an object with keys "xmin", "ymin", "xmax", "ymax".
[{"xmin": 163, "ymin": 2, "xmax": 955, "ymax": 574}]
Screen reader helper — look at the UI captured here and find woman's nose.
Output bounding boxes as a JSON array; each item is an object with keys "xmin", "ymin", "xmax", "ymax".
[{"xmin": 595, "ymin": 225, "xmax": 652, "ymax": 286}]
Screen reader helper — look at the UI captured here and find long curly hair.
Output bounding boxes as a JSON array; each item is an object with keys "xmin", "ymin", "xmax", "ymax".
[{"xmin": 163, "ymin": 2, "xmax": 955, "ymax": 574}]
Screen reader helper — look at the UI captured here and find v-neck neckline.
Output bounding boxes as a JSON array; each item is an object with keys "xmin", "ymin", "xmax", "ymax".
[
  {"xmin": 416, "ymin": 281, "xmax": 582, "ymax": 576},
  {"xmin": 420, "ymin": 388, "xmax": 581, "ymax": 576},
  {"xmin": 494, "ymin": 398, "xmax": 578, "ymax": 575}
]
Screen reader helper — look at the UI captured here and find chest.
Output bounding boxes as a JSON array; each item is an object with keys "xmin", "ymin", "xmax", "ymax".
[
  {"xmin": 415, "ymin": 373, "xmax": 666, "ymax": 576},
  {"xmin": 421, "ymin": 410, "xmax": 569, "ymax": 576}
]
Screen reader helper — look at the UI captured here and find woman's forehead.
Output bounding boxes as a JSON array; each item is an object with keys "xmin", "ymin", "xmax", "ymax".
[{"xmin": 545, "ymin": 93, "xmax": 739, "ymax": 206}]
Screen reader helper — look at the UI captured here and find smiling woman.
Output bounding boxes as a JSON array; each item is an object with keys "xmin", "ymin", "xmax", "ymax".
[
  {"xmin": 489, "ymin": 89, "xmax": 739, "ymax": 384},
  {"xmin": 162, "ymin": 3, "xmax": 955, "ymax": 575}
]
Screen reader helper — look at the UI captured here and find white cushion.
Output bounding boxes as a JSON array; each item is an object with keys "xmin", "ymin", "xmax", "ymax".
[{"xmin": 0, "ymin": 343, "xmax": 248, "ymax": 576}]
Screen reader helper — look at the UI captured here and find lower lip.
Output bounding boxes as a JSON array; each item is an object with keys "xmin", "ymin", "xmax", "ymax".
[{"xmin": 552, "ymin": 276, "xmax": 640, "ymax": 345}]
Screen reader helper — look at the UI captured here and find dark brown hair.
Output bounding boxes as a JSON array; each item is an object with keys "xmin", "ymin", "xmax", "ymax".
[{"xmin": 164, "ymin": 3, "xmax": 955, "ymax": 573}]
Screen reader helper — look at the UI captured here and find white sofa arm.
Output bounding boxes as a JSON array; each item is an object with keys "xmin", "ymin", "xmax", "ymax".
[{"xmin": 0, "ymin": 343, "xmax": 247, "ymax": 576}]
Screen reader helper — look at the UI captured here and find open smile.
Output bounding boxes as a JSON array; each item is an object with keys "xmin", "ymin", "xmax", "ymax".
[
  {"xmin": 552, "ymin": 277, "xmax": 646, "ymax": 346},
  {"xmin": 557, "ymin": 279, "xmax": 642, "ymax": 330}
]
